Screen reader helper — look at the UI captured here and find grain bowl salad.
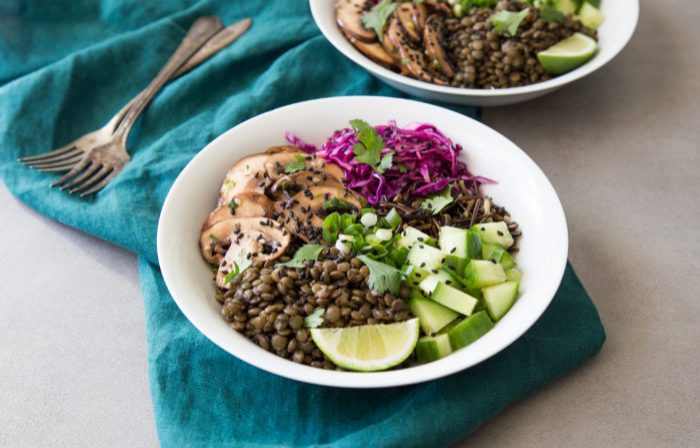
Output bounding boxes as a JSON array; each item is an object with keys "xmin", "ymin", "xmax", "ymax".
[{"xmin": 200, "ymin": 120, "xmax": 522, "ymax": 371}]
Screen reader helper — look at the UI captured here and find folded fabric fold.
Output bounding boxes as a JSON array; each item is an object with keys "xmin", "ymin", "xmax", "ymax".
[{"xmin": 0, "ymin": 1, "xmax": 605, "ymax": 446}]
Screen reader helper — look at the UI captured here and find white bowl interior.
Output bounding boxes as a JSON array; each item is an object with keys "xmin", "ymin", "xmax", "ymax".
[
  {"xmin": 157, "ymin": 96, "xmax": 568, "ymax": 388},
  {"xmin": 309, "ymin": 0, "xmax": 639, "ymax": 106}
]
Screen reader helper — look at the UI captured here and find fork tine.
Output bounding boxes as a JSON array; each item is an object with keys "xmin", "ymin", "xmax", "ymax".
[
  {"xmin": 22, "ymin": 147, "xmax": 83, "ymax": 167},
  {"xmin": 70, "ymin": 165, "xmax": 113, "ymax": 195},
  {"xmin": 60, "ymin": 162, "xmax": 101, "ymax": 191},
  {"xmin": 19, "ymin": 143, "xmax": 79, "ymax": 162},
  {"xmin": 37, "ymin": 160, "xmax": 82, "ymax": 173},
  {"xmin": 51, "ymin": 159, "xmax": 90, "ymax": 188},
  {"xmin": 78, "ymin": 166, "xmax": 121, "ymax": 197},
  {"xmin": 27, "ymin": 153, "xmax": 83, "ymax": 170}
]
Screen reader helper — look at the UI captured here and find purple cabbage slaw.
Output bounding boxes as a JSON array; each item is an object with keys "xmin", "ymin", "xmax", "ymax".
[{"xmin": 285, "ymin": 121, "xmax": 493, "ymax": 205}]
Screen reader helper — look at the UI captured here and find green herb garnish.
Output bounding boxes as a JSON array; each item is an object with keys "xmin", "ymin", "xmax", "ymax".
[
  {"xmin": 421, "ymin": 187, "xmax": 454, "ymax": 215},
  {"xmin": 540, "ymin": 5, "xmax": 565, "ymax": 23},
  {"xmin": 357, "ymin": 255, "xmax": 402, "ymax": 294},
  {"xmin": 227, "ymin": 200, "xmax": 238, "ymax": 211},
  {"xmin": 284, "ymin": 154, "xmax": 306, "ymax": 174},
  {"xmin": 362, "ymin": 0, "xmax": 398, "ymax": 42},
  {"xmin": 491, "ymin": 8, "xmax": 530, "ymax": 36},
  {"xmin": 322, "ymin": 212, "xmax": 341, "ymax": 243},
  {"xmin": 304, "ymin": 308, "xmax": 325, "ymax": 328},
  {"xmin": 349, "ymin": 119, "xmax": 393, "ymax": 174},
  {"xmin": 209, "ymin": 234, "xmax": 219, "ymax": 242},
  {"xmin": 383, "ymin": 208, "xmax": 402, "ymax": 229},
  {"xmin": 223, "ymin": 250, "xmax": 253, "ymax": 284},
  {"xmin": 280, "ymin": 244, "xmax": 323, "ymax": 268},
  {"xmin": 322, "ymin": 197, "xmax": 357, "ymax": 212},
  {"xmin": 460, "ymin": 0, "xmax": 497, "ymax": 9}
]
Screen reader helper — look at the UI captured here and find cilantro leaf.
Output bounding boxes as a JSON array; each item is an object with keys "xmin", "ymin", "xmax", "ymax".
[
  {"xmin": 304, "ymin": 308, "xmax": 325, "ymax": 328},
  {"xmin": 362, "ymin": 0, "xmax": 397, "ymax": 42},
  {"xmin": 227, "ymin": 200, "xmax": 238, "ymax": 211},
  {"xmin": 421, "ymin": 186, "xmax": 454, "ymax": 215},
  {"xmin": 322, "ymin": 197, "xmax": 357, "ymax": 212},
  {"xmin": 350, "ymin": 119, "xmax": 391, "ymax": 174},
  {"xmin": 377, "ymin": 151, "xmax": 394, "ymax": 173},
  {"xmin": 280, "ymin": 244, "xmax": 323, "ymax": 268},
  {"xmin": 357, "ymin": 255, "xmax": 402, "ymax": 294},
  {"xmin": 491, "ymin": 8, "xmax": 530, "ymax": 36},
  {"xmin": 284, "ymin": 154, "xmax": 306, "ymax": 174},
  {"xmin": 223, "ymin": 250, "xmax": 253, "ymax": 284},
  {"xmin": 540, "ymin": 5, "xmax": 565, "ymax": 23}
]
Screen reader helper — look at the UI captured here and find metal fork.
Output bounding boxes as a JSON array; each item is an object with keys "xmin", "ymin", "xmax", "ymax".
[{"xmin": 19, "ymin": 17, "xmax": 246, "ymax": 196}]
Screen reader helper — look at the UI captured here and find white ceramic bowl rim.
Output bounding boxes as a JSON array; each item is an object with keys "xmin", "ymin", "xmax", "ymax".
[
  {"xmin": 157, "ymin": 96, "xmax": 568, "ymax": 388},
  {"xmin": 309, "ymin": 0, "xmax": 640, "ymax": 98}
]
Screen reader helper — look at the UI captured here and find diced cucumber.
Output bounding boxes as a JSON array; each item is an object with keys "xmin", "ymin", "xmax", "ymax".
[
  {"xmin": 448, "ymin": 311, "xmax": 494, "ymax": 350},
  {"xmin": 577, "ymin": 2, "xmax": 604, "ymax": 29},
  {"xmin": 464, "ymin": 259, "xmax": 507, "ymax": 289},
  {"xmin": 444, "ymin": 255, "xmax": 468, "ymax": 279},
  {"xmin": 405, "ymin": 266, "xmax": 430, "ymax": 289},
  {"xmin": 482, "ymin": 281, "xmax": 519, "ymax": 321},
  {"xmin": 439, "ymin": 226, "xmax": 468, "ymax": 259},
  {"xmin": 415, "ymin": 334, "xmax": 452, "ymax": 362},
  {"xmin": 418, "ymin": 272, "xmax": 458, "ymax": 295},
  {"xmin": 407, "ymin": 244, "xmax": 445, "ymax": 272},
  {"xmin": 467, "ymin": 230, "xmax": 482, "ymax": 260},
  {"xmin": 505, "ymin": 267, "xmax": 522, "ymax": 282},
  {"xmin": 431, "ymin": 282, "xmax": 479, "ymax": 316},
  {"xmin": 482, "ymin": 242, "xmax": 517, "ymax": 270},
  {"xmin": 398, "ymin": 226, "xmax": 436, "ymax": 249},
  {"xmin": 408, "ymin": 294, "xmax": 459, "ymax": 335},
  {"xmin": 471, "ymin": 222, "xmax": 514, "ymax": 249},
  {"xmin": 554, "ymin": 0, "xmax": 577, "ymax": 14}
]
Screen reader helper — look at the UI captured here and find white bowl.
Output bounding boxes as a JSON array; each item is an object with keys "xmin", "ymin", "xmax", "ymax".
[
  {"xmin": 310, "ymin": 0, "xmax": 639, "ymax": 106},
  {"xmin": 157, "ymin": 96, "xmax": 568, "ymax": 388}
]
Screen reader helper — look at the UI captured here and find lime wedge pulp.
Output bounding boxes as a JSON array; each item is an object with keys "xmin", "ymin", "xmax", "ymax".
[
  {"xmin": 537, "ymin": 32, "xmax": 597, "ymax": 75},
  {"xmin": 310, "ymin": 318, "xmax": 420, "ymax": 372}
]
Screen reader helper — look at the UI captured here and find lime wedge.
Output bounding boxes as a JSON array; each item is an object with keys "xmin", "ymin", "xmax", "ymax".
[
  {"xmin": 537, "ymin": 32, "xmax": 597, "ymax": 75},
  {"xmin": 310, "ymin": 318, "xmax": 420, "ymax": 372}
]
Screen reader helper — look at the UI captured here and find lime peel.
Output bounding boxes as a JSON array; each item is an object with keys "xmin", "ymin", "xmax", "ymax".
[{"xmin": 537, "ymin": 32, "xmax": 597, "ymax": 75}]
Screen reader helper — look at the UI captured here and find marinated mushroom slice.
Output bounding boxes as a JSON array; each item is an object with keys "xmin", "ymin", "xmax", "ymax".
[
  {"xmin": 200, "ymin": 217, "xmax": 290, "ymax": 266},
  {"xmin": 264, "ymin": 145, "xmax": 302, "ymax": 154},
  {"xmin": 276, "ymin": 186, "xmax": 362, "ymax": 242},
  {"xmin": 413, "ymin": 2, "xmax": 428, "ymax": 32},
  {"xmin": 270, "ymin": 170, "xmax": 345, "ymax": 198},
  {"xmin": 424, "ymin": 15, "xmax": 455, "ymax": 79},
  {"xmin": 203, "ymin": 192, "xmax": 273, "ymax": 229},
  {"xmin": 396, "ymin": 3, "xmax": 422, "ymax": 44},
  {"xmin": 349, "ymin": 38, "xmax": 397, "ymax": 68},
  {"xmin": 336, "ymin": 0, "xmax": 376, "ymax": 43},
  {"xmin": 387, "ymin": 18, "xmax": 448, "ymax": 85},
  {"xmin": 381, "ymin": 31, "xmax": 402, "ymax": 65},
  {"xmin": 424, "ymin": 0, "xmax": 451, "ymax": 14},
  {"xmin": 212, "ymin": 218, "xmax": 291, "ymax": 289}
]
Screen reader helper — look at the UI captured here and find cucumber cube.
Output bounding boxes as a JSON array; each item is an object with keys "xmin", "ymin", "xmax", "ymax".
[
  {"xmin": 399, "ymin": 226, "xmax": 436, "ymax": 249},
  {"xmin": 471, "ymin": 222, "xmax": 514, "ymax": 249},
  {"xmin": 407, "ymin": 244, "xmax": 445, "ymax": 272},
  {"xmin": 554, "ymin": 0, "xmax": 577, "ymax": 14},
  {"xmin": 408, "ymin": 295, "xmax": 459, "ymax": 334},
  {"xmin": 482, "ymin": 281, "xmax": 519, "ymax": 321},
  {"xmin": 418, "ymin": 272, "xmax": 458, "ymax": 295},
  {"xmin": 405, "ymin": 266, "xmax": 431, "ymax": 289},
  {"xmin": 464, "ymin": 259, "xmax": 507, "ymax": 289},
  {"xmin": 415, "ymin": 334, "xmax": 452, "ymax": 362},
  {"xmin": 431, "ymin": 282, "xmax": 479, "ymax": 316},
  {"xmin": 482, "ymin": 242, "xmax": 517, "ymax": 270},
  {"xmin": 439, "ymin": 226, "xmax": 468, "ymax": 259},
  {"xmin": 448, "ymin": 311, "xmax": 494, "ymax": 350},
  {"xmin": 505, "ymin": 267, "xmax": 522, "ymax": 282},
  {"xmin": 467, "ymin": 229, "xmax": 482, "ymax": 260},
  {"xmin": 578, "ymin": 2, "xmax": 604, "ymax": 29}
]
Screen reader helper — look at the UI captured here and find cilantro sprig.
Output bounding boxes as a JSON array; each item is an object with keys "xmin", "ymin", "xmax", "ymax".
[
  {"xmin": 491, "ymin": 8, "xmax": 530, "ymax": 36},
  {"xmin": 284, "ymin": 154, "xmax": 306, "ymax": 174},
  {"xmin": 280, "ymin": 244, "xmax": 323, "ymax": 268},
  {"xmin": 357, "ymin": 255, "xmax": 403, "ymax": 294},
  {"xmin": 304, "ymin": 308, "xmax": 325, "ymax": 328},
  {"xmin": 362, "ymin": 0, "xmax": 398, "ymax": 41},
  {"xmin": 349, "ymin": 119, "xmax": 394, "ymax": 174},
  {"xmin": 421, "ymin": 186, "xmax": 454, "ymax": 215}
]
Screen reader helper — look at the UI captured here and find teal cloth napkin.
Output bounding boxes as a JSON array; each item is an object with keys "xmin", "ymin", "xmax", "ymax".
[{"xmin": 0, "ymin": 1, "xmax": 605, "ymax": 446}]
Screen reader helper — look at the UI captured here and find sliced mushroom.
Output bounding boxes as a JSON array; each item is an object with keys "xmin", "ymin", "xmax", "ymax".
[
  {"xmin": 336, "ymin": 0, "xmax": 376, "ymax": 43},
  {"xmin": 348, "ymin": 37, "xmax": 397, "ymax": 68},
  {"xmin": 276, "ymin": 186, "xmax": 362, "ymax": 242},
  {"xmin": 210, "ymin": 218, "xmax": 291, "ymax": 289},
  {"xmin": 387, "ymin": 18, "xmax": 448, "ymax": 85},
  {"xmin": 424, "ymin": 14, "xmax": 455, "ymax": 78},
  {"xmin": 200, "ymin": 217, "xmax": 290, "ymax": 266},
  {"xmin": 270, "ymin": 170, "xmax": 345, "ymax": 198},
  {"xmin": 413, "ymin": 2, "xmax": 428, "ymax": 32},
  {"xmin": 203, "ymin": 192, "xmax": 273, "ymax": 230},
  {"xmin": 264, "ymin": 145, "xmax": 302, "ymax": 154},
  {"xmin": 424, "ymin": 0, "xmax": 451, "ymax": 14},
  {"xmin": 396, "ymin": 3, "xmax": 422, "ymax": 44}
]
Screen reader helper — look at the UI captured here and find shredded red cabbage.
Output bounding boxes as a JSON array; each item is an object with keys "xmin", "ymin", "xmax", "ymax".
[{"xmin": 285, "ymin": 121, "xmax": 493, "ymax": 206}]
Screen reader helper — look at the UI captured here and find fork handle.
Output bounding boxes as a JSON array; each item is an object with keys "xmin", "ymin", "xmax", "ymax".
[
  {"xmin": 106, "ymin": 18, "xmax": 251, "ymax": 132},
  {"xmin": 113, "ymin": 16, "xmax": 223, "ymax": 145}
]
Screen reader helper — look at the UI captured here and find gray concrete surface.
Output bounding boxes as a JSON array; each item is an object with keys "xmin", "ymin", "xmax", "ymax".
[{"xmin": 1, "ymin": 0, "xmax": 698, "ymax": 446}]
